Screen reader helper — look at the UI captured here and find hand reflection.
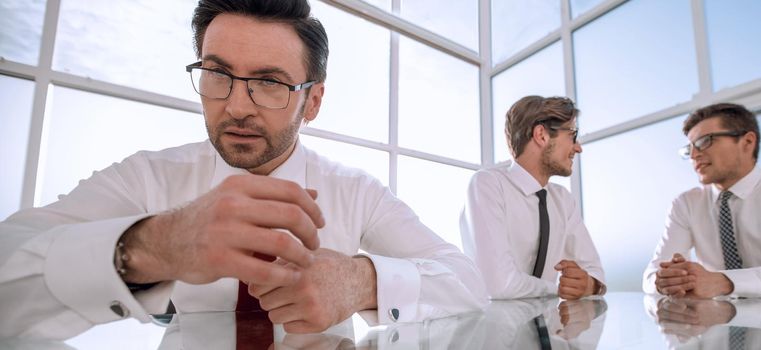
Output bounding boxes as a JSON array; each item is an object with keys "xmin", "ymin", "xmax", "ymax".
[
  {"xmin": 655, "ymin": 297, "xmax": 736, "ymax": 342},
  {"xmin": 276, "ymin": 333, "xmax": 355, "ymax": 350},
  {"xmin": 555, "ymin": 299, "xmax": 597, "ymax": 340}
]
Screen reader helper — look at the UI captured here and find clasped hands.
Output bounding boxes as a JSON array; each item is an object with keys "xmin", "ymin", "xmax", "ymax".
[
  {"xmin": 555, "ymin": 260, "xmax": 601, "ymax": 300},
  {"xmin": 654, "ymin": 253, "xmax": 733, "ymax": 298},
  {"xmin": 655, "ymin": 297, "xmax": 736, "ymax": 342},
  {"xmin": 121, "ymin": 174, "xmax": 376, "ymax": 333},
  {"xmin": 556, "ymin": 299, "xmax": 599, "ymax": 339}
]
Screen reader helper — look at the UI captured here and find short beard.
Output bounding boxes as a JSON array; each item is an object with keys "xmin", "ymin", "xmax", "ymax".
[
  {"xmin": 207, "ymin": 114, "xmax": 303, "ymax": 170},
  {"xmin": 541, "ymin": 139, "xmax": 572, "ymax": 177}
]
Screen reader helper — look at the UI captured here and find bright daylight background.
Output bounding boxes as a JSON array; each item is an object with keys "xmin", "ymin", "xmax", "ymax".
[{"xmin": 2, "ymin": 0, "xmax": 761, "ymax": 337}]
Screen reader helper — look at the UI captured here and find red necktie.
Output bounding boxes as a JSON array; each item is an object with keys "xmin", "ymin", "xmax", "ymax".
[
  {"xmin": 236, "ymin": 253, "xmax": 276, "ymax": 311},
  {"xmin": 235, "ymin": 253, "xmax": 275, "ymax": 350}
]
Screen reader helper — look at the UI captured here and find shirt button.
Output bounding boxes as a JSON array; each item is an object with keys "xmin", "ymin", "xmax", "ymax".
[
  {"xmin": 109, "ymin": 301, "xmax": 130, "ymax": 318},
  {"xmin": 388, "ymin": 308, "xmax": 400, "ymax": 322}
]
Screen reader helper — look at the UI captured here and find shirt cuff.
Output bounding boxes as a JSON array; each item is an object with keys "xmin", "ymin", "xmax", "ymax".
[
  {"xmin": 359, "ymin": 253, "xmax": 420, "ymax": 324},
  {"xmin": 730, "ymin": 298, "xmax": 761, "ymax": 327},
  {"xmin": 722, "ymin": 269, "xmax": 761, "ymax": 298},
  {"xmin": 44, "ymin": 214, "xmax": 168, "ymax": 324}
]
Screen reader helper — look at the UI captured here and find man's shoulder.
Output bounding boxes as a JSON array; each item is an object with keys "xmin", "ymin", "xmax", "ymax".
[
  {"xmin": 674, "ymin": 185, "xmax": 711, "ymax": 204},
  {"xmin": 112, "ymin": 140, "xmax": 215, "ymax": 178},
  {"xmin": 131, "ymin": 140, "xmax": 213, "ymax": 163},
  {"xmin": 471, "ymin": 165, "xmax": 509, "ymax": 184}
]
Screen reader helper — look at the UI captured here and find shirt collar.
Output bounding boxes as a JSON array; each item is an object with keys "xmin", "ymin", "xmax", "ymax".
[
  {"xmin": 711, "ymin": 165, "xmax": 761, "ymax": 201},
  {"xmin": 210, "ymin": 139, "xmax": 307, "ymax": 188},
  {"xmin": 506, "ymin": 160, "xmax": 544, "ymax": 197}
]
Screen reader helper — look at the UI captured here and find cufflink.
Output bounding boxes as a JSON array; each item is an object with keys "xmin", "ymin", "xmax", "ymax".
[
  {"xmin": 388, "ymin": 308, "xmax": 400, "ymax": 322},
  {"xmin": 109, "ymin": 301, "xmax": 130, "ymax": 318},
  {"xmin": 388, "ymin": 329, "xmax": 400, "ymax": 343}
]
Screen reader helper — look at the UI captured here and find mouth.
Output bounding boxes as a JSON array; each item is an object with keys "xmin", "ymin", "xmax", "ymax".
[
  {"xmin": 695, "ymin": 162, "xmax": 710, "ymax": 172},
  {"xmin": 222, "ymin": 128, "xmax": 264, "ymax": 141}
]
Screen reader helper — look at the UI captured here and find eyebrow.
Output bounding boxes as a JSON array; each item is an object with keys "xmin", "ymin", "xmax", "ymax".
[{"xmin": 201, "ymin": 54, "xmax": 296, "ymax": 83}]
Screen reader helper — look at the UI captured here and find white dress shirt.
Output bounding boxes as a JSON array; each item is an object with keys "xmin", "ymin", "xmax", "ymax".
[
  {"xmin": 643, "ymin": 166, "xmax": 761, "ymax": 297},
  {"xmin": 0, "ymin": 139, "xmax": 487, "ymax": 339},
  {"xmin": 460, "ymin": 160, "xmax": 605, "ymax": 299}
]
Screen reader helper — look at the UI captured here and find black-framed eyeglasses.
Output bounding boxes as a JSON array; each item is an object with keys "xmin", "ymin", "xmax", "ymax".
[
  {"xmin": 548, "ymin": 125, "xmax": 579, "ymax": 144},
  {"xmin": 185, "ymin": 61, "xmax": 316, "ymax": 109},
  {"xmin": 678, "ymin": 130, "xmax": 746, "ymax": 159},
  {"xmin": 535, "ymin": 118, "xmax": 580, "ymax": 144}
]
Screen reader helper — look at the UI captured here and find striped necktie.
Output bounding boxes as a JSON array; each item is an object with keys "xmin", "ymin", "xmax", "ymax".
[{"xmin": 719, "ymin": 191, "xmax": 743, "ymax": 270}]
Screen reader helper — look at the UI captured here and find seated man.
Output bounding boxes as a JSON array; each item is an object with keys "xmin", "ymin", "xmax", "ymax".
[
  {"xmin": 644, "ymin": 103, "xmax": 761, "ymax": 298},
  {"xmin": 460, "ymin": 95, "xmax": 606, "ymax": 300},
  {"xmin": 0, "ymin": 0, "xmax": 487, "ymax": 339}
]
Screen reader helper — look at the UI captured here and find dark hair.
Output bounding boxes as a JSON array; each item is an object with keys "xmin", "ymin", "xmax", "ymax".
[
  {"xmin": 505, "ymin": 95, "xmax": 579, "ymax": 158},
  {"xmin": 683, "ymin": 103, "xmax": 759, "ymax": 159},
  {"xmin": 192, "ymin": 0, "xmax": 329, "ymax": 83}
]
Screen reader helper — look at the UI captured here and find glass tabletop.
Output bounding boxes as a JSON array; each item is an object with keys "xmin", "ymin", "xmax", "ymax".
[{"xmin": 3, "ymin": 292, "xmax": 760, "ymax": 349}]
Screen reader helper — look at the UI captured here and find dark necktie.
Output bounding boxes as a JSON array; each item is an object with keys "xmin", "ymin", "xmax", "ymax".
[
  {"xmin": 533, "ymin": 314, "xmax": 552, "ymax": 350},
  {"xmin": 532, "ymin": 189, "xmax": 552, "ymax": 350},
  {"xmin": 236, "ymin": 253, "xmax": 276, "ymax": 311},
  {"xmin": 719, "ymin": 191, "xmax": 746, "ymax": 350},
  {"xmin": 235, "ymin": 253, "xmax": 275, "ymax": 350},
  {"xmin": 719, "ymin": 191, "xmax": 743, "ymax": 270},
  {"xmin": 729, "ymin": 326, "xmax": 747, "ymax": 350},
  {"xmin": 235, "ymin": 311, "xmax": 274, "ymax": 350},
  {"xmin": 532, "ymin": 189, "xmax": 550, "ymax": 278}
]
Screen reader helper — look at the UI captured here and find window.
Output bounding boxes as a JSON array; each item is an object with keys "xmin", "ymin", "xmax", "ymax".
[
  {"xmin": 400, "ymin": 0, "xmax": 479, "ymax": 52},
  {"xmin": 308, "ymin": 2, "xmax": 390, "ymax": 143},
  {"xmin": 0, "ymin": 75, "xmax": 35, "ymax": 220},
  {"xmin": 53, "ymin": 0, "xmax": 197, "ymax": 100},
  {"xmin": 492, "ymin": 41, "xmax": 565, "ymax": 163},
  {"xmin": 704, "ymin": 0, "xmax": 761, "ymax": 91},
  {"xmin": 491, "ymin": 0, "xmax": 561, "ymax": 65},
  {"xmin": 0, "ymin": 0, "xmax": 45, "ymax": 65},
  {"xmin": 580, "ymin": 116, "xmax": 696, "ymax": 291},
  {"xmin": 398, "ymin": 36, "xmax": 480, "ymax": 163},
  {"xmin": 397, "ymin": 156, "xmax": 473, "ymax": 249},
  {"xmin": 37, "ymin": 86, "xmax": 206, "ymax": 206},
  {"xmin": 574, "ymin": 0, "xmax": 698, "ymax": 133},
  {"xmin": 299, "ymin": 134, "xmax": 389, "ymax": 186},
  {"xmin": 570, "ymin": 0, "xmax": 607, "ymax": 18}
]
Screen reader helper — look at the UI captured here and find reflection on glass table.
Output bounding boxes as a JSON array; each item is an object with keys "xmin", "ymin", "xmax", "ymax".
[
  {"xmin": 645, "ymin": 294, "xmax": 761, "ymax": 350},
  {"xmin": 481, "ymin": 297, "xmax": 607, "ymax": 349},
  {"xmin": 6, "ymin": 293, "xmax": 761, "ymax": 349}
]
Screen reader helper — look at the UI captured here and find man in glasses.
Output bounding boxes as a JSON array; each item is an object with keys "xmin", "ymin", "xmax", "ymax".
[
  {"xmin": 0, "ymin": 0, "xmax": 487, "ymax": 338},
  {"xmin": 644, "ymin": 103, "xmax": 761, "ymax": 298},
  {"xmin": 460, "ymin": 95, "xmax": 606, "ymax": 300}
]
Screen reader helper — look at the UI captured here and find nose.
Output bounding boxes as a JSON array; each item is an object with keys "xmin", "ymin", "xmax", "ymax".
[
  {"xmin": 574, "ymin": 142, "xmax": 582, "ymax": 154},
  {"xmin": 689, "ymin": 146, "xmax": 701, "ymax": 160},
  {"xmin": 225, "ymin": 79, "xmax": 259, "ymax": 120}
]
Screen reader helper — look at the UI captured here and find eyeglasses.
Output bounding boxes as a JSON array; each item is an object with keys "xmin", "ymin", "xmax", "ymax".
[
  {"xmin": 678, "ymin": 130, "xmax": 745, "ymax": 159},
  {"xmin": 548, "ymin": 126, "xmax": 579, "ymax": 144},
  {"xmin": 185, "ymin": 61, "xmax": 316, "ymax": 109}
]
